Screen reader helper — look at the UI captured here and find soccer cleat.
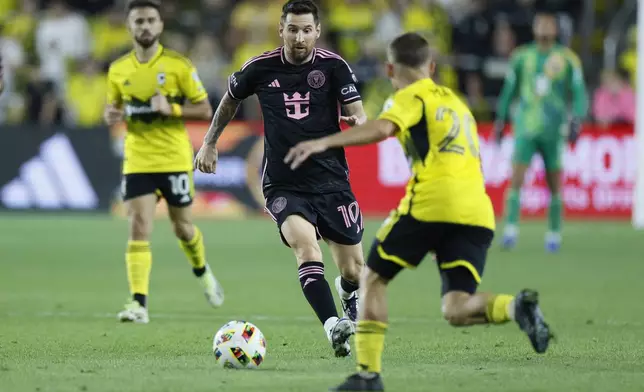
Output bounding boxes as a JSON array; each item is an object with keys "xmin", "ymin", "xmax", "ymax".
[
  {"xmin": 335, "ymin": 276, "xmax": 358, "ymax": 323},
  {"xmin": 117, "ymin": 299, "xmax": 149, "ymax": 324},
  {"xmin": 326, "ymin": 317, "xmax": 354, "ymax": 357},
  {"xmin": 514, "ymin": 289, "xmax": 553, "ymax": 353},
  {"xmin": 330, "ymin": 373, "xmax": 385, "ymax": 391},
  {"xmin": 501, "ymin": 225, "xmax": 518, "ymax": 250},
  {"xmin": 545, "ymin": 232, "xmax": 561, "ymax": 253},
  {"xmin": 198, "ymin": 264, "xmax": 224, "ymax": 308}
]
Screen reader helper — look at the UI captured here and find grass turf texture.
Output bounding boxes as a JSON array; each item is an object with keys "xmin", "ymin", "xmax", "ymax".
[{"xmin": 1, "ymin": 216, "xmax": 643, "ymax": 392}]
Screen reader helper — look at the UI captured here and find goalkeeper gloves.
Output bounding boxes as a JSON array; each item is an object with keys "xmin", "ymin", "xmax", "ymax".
[
  {"xmin": 493, "ymin": 119, "xmax": 505, "ymax": 145},
  {"xmin": 568, "ymin": 117, "xmax": 582, "ymax": 144}
]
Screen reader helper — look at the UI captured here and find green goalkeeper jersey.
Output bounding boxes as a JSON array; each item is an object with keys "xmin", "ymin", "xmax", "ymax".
[{"xmin": 496, "ymin": 43, "xmax": 588, "ymax": 139}]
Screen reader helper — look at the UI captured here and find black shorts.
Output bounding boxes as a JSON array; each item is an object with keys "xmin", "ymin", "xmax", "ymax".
[
  {"xmin": 367, "ymin": 212, "xmax": 494, "ymax": 295},
  {"xmin": 264, "ymin": 189, "xmax": 364, "ymax": 247},
  {"xmin": 122, "ymin": 171, "xmax": 194, "ymax": 207}
]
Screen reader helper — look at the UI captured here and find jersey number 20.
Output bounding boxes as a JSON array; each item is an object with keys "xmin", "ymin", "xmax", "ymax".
[{"xmin": 435, "ymin": 107, "xmax": 479, "ymax": 158}]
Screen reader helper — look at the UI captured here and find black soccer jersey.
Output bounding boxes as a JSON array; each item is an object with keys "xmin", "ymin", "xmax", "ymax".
[{"xmin": 228, "ymin": 46, "xmax": 362, "ymax": 194}]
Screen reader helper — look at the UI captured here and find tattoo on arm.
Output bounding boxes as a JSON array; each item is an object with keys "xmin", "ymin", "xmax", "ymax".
[{"xmin": 204, "ymin": 93, "xmax": 242, "ymax": 146}]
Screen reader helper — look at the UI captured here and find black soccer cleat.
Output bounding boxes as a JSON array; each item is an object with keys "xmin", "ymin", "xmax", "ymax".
[
  {"xmin": 330, "ymin": 373, "xmax": 385, "ymax": 391},
  {"xmin": 514, "ymin": 289, "xmax": 554, "ymax": 353}
]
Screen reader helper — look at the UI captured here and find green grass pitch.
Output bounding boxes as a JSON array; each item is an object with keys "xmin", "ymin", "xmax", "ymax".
[{"xmin": 1, "ymin": 215, "xmax": 643, "ymax": 392}]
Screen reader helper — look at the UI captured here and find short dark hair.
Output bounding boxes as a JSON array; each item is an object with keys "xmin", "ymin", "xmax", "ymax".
[
  {"xmin": 126, "ymin": 0, "xmax": 161, "ymax": 13},
  {"xmin": 389, "ymin": 33, "xmax": 431, "ymax": 68},
  {"xmin": 281, "ymin": 0, "xmax": 320, "ymax": 24}
]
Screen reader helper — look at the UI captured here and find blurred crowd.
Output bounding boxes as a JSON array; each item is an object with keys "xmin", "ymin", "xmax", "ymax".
[{"xmin": 0, "ymin": 0, "xmax": 638, "ymax": 128}]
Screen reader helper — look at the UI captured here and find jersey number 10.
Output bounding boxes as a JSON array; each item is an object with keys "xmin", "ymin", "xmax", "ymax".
[{"xmin": 435, "ymin": 107, "xmax": 479, "ymax": 158}]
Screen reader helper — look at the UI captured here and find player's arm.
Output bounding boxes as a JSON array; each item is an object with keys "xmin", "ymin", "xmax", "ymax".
[
  {"xmin": 285, "ymin": 94, "xmax": 423, "ymax": 169},
  {"xmin": 176, "ymin": 64, "xmax": 213, "ymax": 120},
  {"xmin": 334, "ymin": 58, "xmax": 367, "ymax": 126},
  {"xmin": 104, "ymin": 65, "xmax": 124, "ymax": 126},
  {"xmin": 200, "ymin": 62, "xmax": 256, "ymax": 148},
  {"xmin": 202, "ymin": 93, "xmax": 242, "ymax": 147},
  {"xmin": 495, "ymin": 50, "xmax": 522, "ymax": 122},
  {"xmin": 566, "ymin": 51, "xmax": 589, "ymax": 143}
]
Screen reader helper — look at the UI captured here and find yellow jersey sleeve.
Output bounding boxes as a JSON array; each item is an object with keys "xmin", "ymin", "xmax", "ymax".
[
  {"xmin": 378, "ymin": 91, "xmax": 424, "ymax": 132},
  {"xmin": 179, "ymin": 61, "xmax": 208, "ymax": 103},
  {"xmin": 106, "ymin": 65, "xmax": 122, "ymax": 107}
]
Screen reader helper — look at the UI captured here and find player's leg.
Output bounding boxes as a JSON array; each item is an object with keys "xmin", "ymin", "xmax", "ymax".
[
  {"xmin": 539, "ymin": 138, "xmax": 564, "ymax": 252},
  {"xmin": 279, "ymin": 214, "xmax": 352, "ymax": 357},
  {"xmin": 317, "ymin": 190, "xmax": 366, "ymax": 324},
  {"xmin": 437, "ymin": 224, "xmax": 553, "ymax": 353},
  {"xmin": 331, "ymin": 212, "xmax": 429, "ymax": 391},
  {"xmin": 326, "ymin": 240, "xmax": 363, "ymax": 323},
  {"xmin": 118, "ymin": 174, "xmax": 157, "ymax": 323},
  {"xmin": 501, "ymin": 135, "xmax": 535, "ymax": 249},
  {"xmin": 266, "ymin": 190, "xmax": 350, "ymax": 356},
  {"xmin": 162, "ymin": 172, "xmax": 224, "ymax": 307}
]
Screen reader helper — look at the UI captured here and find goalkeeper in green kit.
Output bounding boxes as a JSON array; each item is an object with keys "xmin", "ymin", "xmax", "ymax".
[{"xmin": 494, "ymin": 11, "xmax": 588, "ymax": 253}]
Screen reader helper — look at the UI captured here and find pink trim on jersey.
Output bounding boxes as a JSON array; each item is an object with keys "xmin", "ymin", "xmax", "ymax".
[
  {"xmin": 241, "ymin": 48, "xmax": 282, "ymax": 71},
  {"xmin": 227, "ymin": 75, "xmax": 239, "ymax": 100},
  {"xmin": 342, "ymin": 95, "xmax": 361, "ymax": 103},
  {"xmin": 316, "ymin": 48, "xmax": 354, "ymax": 73}
]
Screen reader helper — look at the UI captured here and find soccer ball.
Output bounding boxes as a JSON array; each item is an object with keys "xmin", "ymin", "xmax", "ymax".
[{"xmin": 212, "ymin": 320, "xmax": 267, "ymax": 369}]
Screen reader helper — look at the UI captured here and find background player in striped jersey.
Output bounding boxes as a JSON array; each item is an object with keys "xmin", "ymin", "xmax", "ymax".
[
  {"xmin": 103, "ymin": 0, "xmax": 224, "ymax": 324},
  {"xmin": 195, "ymin": 0, "xmax": 367, "ymax": 357}
]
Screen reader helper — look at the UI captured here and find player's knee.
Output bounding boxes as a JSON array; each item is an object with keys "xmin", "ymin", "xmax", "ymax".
[
  {"xmin": 338, "ymin": 255, "xmax": 364, "ymax": 283},
  {"xmin": 292, "ymin": 240, "xmax": 322, "ymax": 263},
  {"xmin": 128, "ymin": 211, "xmax": 151, "ymax": 241},
  {"xmin": 172, "ymin": 220, "xmax": 194, "ymax": 242},
  {"xmin": 441, "ymin": 302, "xmax": 469, "ymax": 327}
]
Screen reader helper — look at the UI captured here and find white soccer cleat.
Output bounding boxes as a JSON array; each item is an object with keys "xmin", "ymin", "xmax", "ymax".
[
  {"xmin": 335, "ymin": 276, "xmax": 358, "ymax": 325},
  {"xmin": 117, "ymin": 299, "xmax": 149, "ymax": 324},
  {"xmin": 325, "ymin": 316, "xmax": 354, "ymax": 357},
  {"xmin": 199, "ymin": 264, "xmax": 224, "ymax": 308}
]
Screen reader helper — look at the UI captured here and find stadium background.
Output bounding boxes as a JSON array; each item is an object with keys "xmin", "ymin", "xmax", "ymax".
[
  {"xmin": 0, "ymin": 0, "xmax": 638, "ymax": 220},
  {"xmin": 2, "ymin": 2, "xmax": 644, "ymax": 391}
]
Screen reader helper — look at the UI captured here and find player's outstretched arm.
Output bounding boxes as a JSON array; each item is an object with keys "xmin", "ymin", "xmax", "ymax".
[
  {"xmin": 194, "ymin": 93, "xmax": 242, "ymax": 173},
  {"xmin": 284, "ymin": 119, "xmax": 397, "ymax": 170}
]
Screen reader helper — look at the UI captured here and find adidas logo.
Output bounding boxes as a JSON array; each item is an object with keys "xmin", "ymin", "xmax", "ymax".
[
  {"xmin": 0, "ymin": 134, "xmax": 99, "ymax": 209},
  {"xmin": 268, "ymin": 79, "xmax": 281, "ymax": 88}
]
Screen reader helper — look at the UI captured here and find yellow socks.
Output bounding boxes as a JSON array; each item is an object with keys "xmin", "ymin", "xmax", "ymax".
[
  {"xmin": 126, "ymin": 240, "xmax": 152, "ymax": 306},
  {"xmin": 179, "ymin": 225, "xmax": 207, "ymax": 272},
  {"xmin": 355, "ymin": 321, "xmax": 387, "ymax": 374},
  {"xmin": 486, "ymin": 294, "xmax": 515, "ymax": 324}
]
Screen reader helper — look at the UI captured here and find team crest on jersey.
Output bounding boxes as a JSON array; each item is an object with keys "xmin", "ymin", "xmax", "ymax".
[
  {"xmin": 272, "ymin": 197, "xmax": 287, "ymax": 214},
  {"xmin": 307, "ymin": 70, "xmax": 326, "ymax": 89},
  {"xmin": 544, "ymin": 53, "xmax": 565, "ymax": 79},
  {"xmin": 157, "ymin": 72, "xmax": 166, "ymax": 85}
]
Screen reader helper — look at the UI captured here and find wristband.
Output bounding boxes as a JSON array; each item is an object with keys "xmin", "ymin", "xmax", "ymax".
[{"xmin": 171, "ymin": 104, "xmax": 183, "ymax": 117}]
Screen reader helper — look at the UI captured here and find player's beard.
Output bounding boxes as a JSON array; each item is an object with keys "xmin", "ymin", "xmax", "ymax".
[
  {"xmin": 135, "ymin": 33, "xmax": 159, "ymax": 49},
  {"xmin": 290, "ymin": 45, "xmax": 313, "ymax": 63}
]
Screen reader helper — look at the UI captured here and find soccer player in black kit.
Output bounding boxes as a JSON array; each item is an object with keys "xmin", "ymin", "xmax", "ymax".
[{"xmin": 195, "ymin": 0, "xmax": 367, "ymax": 358}]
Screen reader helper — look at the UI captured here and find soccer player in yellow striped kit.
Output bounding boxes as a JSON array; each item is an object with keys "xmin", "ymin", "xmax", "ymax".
[
  {"xmin": 286, "ymin": 32, "xmax": 553, "ymax": 391},
  {"xmin": 103, "ymin": 0, "xmax": 224, "ymax": 323}
]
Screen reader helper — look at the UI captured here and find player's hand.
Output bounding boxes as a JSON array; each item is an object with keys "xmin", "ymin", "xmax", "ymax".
[
  {"xmin": 568, "ymin": 117, "xmax": 582, "ymax": 144},
  {"xmin": 284, "ymin": 139, "xmax": 329, "ymax": 170},
  {"xmin": 104, "ymin": 105, "xmax": 124, "ymax": 126},
  {"xmin": 340, "ymin": 115, "xmax": 363, "ymax": 127},
  {"xmin": 194, "ymin": 144, "xmax": 219, "ymax": 173},
  {"xmin": 493, "ymin": 119, "xmax": 505, "ymax": 145},
  {"xmin": 151, "ymin": 90, "xmax": 172, "ymax": 116}
]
